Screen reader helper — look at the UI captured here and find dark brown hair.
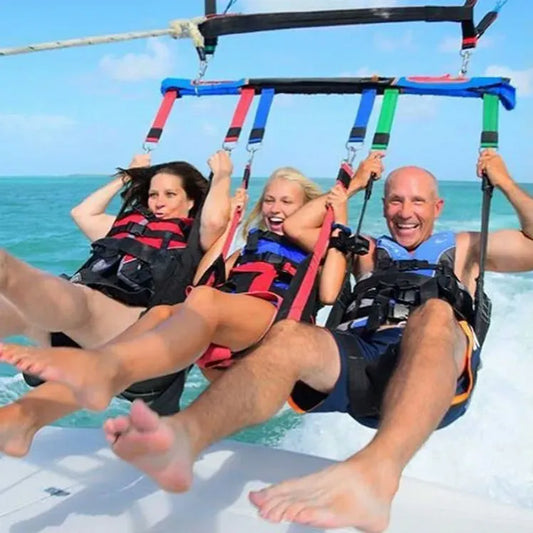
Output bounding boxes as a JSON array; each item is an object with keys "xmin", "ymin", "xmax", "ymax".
[{"xmin": 118, "ymin": 161, "xmax": 209, "ymax": 218}]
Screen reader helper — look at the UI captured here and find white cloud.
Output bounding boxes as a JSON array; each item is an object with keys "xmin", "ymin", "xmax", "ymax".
[
  {"xmin": 374, "ymin": 29, "xmax": 415, "ymax": 52},
  {"xmin": 202, "ymin": 122, "xmax": 219, "ymax": 137},
  {"xmin": 396, "ymin": 95, "xmax": 438, "ymax": 121},
  {"xmin": 485, "ymin": 65, "xmax": 533, "ymax": 97},
  {"xmin": 189, "ymin": 98, "xmax": 215, "ymax": 114},
  {"xmin": 99, "ymin": 39, "xmax": 174, "ymax": 82},
  {"xmin": 339, "ymin": 67, "xmax": 380, "ymax": 78},
  {"xmin": 439, "ymin": 35, "xmax": 494, "ymax": 53},
  {"xmin": 0, "ymin": 113, "xmax": 76, "ymax": 132},
  {"xmin": 239, "ymin": 0, "xmax": 398, "ymax": 13},
  {"xmin": 275, "ymin": 93, "xmax": 295, "ymax": 107}
]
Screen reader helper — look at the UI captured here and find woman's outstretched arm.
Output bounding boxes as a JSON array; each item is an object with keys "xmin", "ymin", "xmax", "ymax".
[
  {"xmin": 198, "ymin": 150, "xmax": 233, "ymax": 251},
  {"xmin": 71, "ymin": 153, "xmax": 151, "ymax": 242}
]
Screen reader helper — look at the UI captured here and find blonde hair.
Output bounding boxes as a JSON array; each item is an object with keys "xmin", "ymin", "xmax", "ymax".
[{"xmin": 242, "ymin": 167, "xmax": 323, "ymax": 238}]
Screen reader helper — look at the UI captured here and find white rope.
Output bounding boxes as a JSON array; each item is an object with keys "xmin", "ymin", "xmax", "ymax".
[
  {"xmin": 0, "ymin": 17, "xmax": 207, "ymax": 57},
  {"xmin": 169, "ymin": 17, "xmax": 207, "ymax": 49}
]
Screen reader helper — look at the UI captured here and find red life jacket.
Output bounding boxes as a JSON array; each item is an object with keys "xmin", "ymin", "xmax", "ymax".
[
  {"xmin": 217, "ymin": 229, "xmax": 309, "ymax": 298},
  {"xmin": 71, "ymin": 206, "xmax": 202, "ymax": 307}
]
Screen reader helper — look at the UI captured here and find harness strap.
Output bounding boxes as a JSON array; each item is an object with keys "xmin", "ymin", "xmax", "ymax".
[
  {"xmin": 474, "ymin": 93, "xmax": 498, "ymax": 343},
  {"xmin": 224, "ymin": 87, "xmax": 255, "ymax": 144},
  {"xmin": 460, "ymin": 0, "xmax": 478, "ymax": 50},
  {"xmin": 355, "ymin": 89, "xmax": 399, "ymax": 238},
  {"xmin": 349, "ymin": 88, "xmax": 377, "ymax": 144},
  {"xmin": 202, "ymin": 89, "xmax": 276, "ymax": 287},
  {"xmin": 224, "ymin": 88, "xmax": 275, "ymax": 252},
  {"xmin": 144, "ymin": 89, "xmax": 179, "ymax": 146},
  {"xmin": 109, "ymin": 222, "xmax": 187, "ymax": 242},
  {"xmin": 248, "ymin": 88, "xmax": 275, "ymax": 147},
  {"xmin": 227, "ymin": 255, "xmax": 297, "ymax": 294}
]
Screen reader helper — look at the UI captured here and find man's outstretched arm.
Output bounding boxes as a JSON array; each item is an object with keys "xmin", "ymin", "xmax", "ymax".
[{"xmin": 464, "ymin": 150, "xmax": 533, "ymax": 273}]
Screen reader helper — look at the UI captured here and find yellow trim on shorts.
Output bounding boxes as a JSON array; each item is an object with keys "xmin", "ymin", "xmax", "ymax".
[{"xmin": 287, "ymin": 396, "xmax": 306, "ymax": 414}]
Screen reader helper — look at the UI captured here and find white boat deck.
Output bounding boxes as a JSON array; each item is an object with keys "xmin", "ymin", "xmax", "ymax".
[{"xmin": 1, "ymin": 427, "xmax": 532, "ymax": 532}]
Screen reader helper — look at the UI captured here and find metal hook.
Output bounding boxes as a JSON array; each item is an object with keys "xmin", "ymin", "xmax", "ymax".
[
  {"xmin": 245, "ymin": 143, "xmax": 261, "ymax": 165},
  {"xmin": 191, "ymin": 58, "xmax": 209, "ymax": 96},
  {"xmin": 142, "ymin": 142, "xmax": 155, "ymax": 153},
  {"xmin": 345, "ymin": 142, "xmax": 362, "ymax": 165},
  {"xmin": 459, "ymin": 49, "xmax": 472, "ymax": 77}
]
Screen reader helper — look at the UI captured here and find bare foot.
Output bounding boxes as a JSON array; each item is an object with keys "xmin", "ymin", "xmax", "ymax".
[
  {"xmin": 104, "ymin": 400, "xmax": 194, "ymax": 492},
  {"xmin": 0, "ymin": 342, "xmax": 119, "ymax": 411},
  {"xmin": 0, "ymin": 403, "xmax": 37, "ymax": 457},
  {"xmin": 248, "ymin": 454, "xmax": 399, "ymax": 533}
]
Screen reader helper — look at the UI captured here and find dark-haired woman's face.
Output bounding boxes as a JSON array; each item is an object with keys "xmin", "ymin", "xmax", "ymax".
[{"xmin": 148, "ymin": 173, "xmax": 193, "ymax": 219}]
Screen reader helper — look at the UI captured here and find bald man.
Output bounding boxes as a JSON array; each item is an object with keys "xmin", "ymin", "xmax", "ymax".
[{"xmin": 44, "ymin": 152, "xmax": 533, "ymax": 531}]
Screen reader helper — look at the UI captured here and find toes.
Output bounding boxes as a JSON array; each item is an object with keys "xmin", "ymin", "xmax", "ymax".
[
  {"xmin": 20, "ymin": 361, "xmax": 44, "ymax": 376},
  {"xmin": 256, "ymin": 494, "xmax": 287, "ymax": 522},
  {"xmin": 130, "ymin": 400, "xmax": 160, "ymax": 432},
  {"xmin": 104, "ymin": 416, "xmax": 131, "ymax": 438},
  {"xmin": 249, "ymin": 489, "xmax": 268, "ymax": 507},
  {"xmin": 293, "ymin": 506, "xmax": 335, "ymax": 528},
  {"xmin": 281, "ymin": 501, "xmax": 308, "ymax": 522},
  {"xmin": 260, "ymin": 497, "xmax": 293, "ymax": 523}
]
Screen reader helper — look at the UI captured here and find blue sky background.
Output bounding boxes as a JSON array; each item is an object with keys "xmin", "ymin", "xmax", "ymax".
[{"xmin": 0, "ymin": 0, "xmax": 530, "ymax": 181}]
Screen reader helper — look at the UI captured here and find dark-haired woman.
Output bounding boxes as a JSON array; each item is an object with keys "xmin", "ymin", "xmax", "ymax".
[
  {"xmin": 0, "ymin": 151, "xmax": 231, "ymax": 457},
  {"xmin": 0, "ymin": 151, "xmax": 231, "ymax": 350}
]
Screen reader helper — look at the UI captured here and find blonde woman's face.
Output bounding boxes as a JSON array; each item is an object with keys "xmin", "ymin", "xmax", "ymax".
[{"xmin": 261, "ymin": 177, "xmax": 306, "ymax": 234}]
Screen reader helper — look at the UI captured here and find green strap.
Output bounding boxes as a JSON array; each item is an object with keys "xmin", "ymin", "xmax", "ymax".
[
  {"xmin": 481, "ymin": 93, "xmax": 499, "ymax": 149},
  {"xmin": 371, "ymin": 88, "xmax": 399, "ymax": 150},
  {"xmin": 475, "ymin": 93, "xmax": 499, "ymax": 340}
]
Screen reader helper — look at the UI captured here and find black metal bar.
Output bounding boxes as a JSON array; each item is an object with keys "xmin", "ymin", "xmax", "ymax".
[{"xmin": 199, "ymin": 6, "xmax": 474, "ymax": 38}]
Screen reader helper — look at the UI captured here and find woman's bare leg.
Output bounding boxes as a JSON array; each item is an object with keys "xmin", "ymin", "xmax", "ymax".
[
  {"xmin": 0, "ymin": 295, "xmax": 49, "ymax": 345},
  {"xmin": 0, "ymin": 287, "xmax": 277, "ymax": 410},
  {"xmin": 0, "ymin": 382, "xmax": 83, "ymax": 457},
  {"xmin": 0, "ymin": 249, "xmax": 144, "ymax": 347},
  {"xmin": 100, "ymin": 305, "xmax": 177, "ymax": 345},
  {"xmin": 0, "ymin": 306, "xmax": 177, "ymax": 457}
]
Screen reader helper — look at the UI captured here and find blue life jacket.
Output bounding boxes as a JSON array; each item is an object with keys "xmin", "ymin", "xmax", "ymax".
[
  {"xmin": 220, "ymin": 228, "xmax": 309, "ymax": 297},
  {"xmin": 342, "ymin": 232, "xmax": 476, "ymax": 331},
  {"xmin": 375, "ymin": 231, "xmax": 455, "ymax": 276}
]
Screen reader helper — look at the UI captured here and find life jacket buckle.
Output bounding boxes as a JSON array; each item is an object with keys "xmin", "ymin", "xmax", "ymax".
[
  {"xmin": 125, "ymin": 222, "xmax": 147, "ymax": 237},
  {"xmin": 396, "ymin": 259, "xmax": 429, "ymax": 272},
  {"xmin": 390, "ymin": 302, "xmax": 410, "ymax": 321},
  {"xmin": 348, "ymin": 234, "xmax": 370, "ymax": 256}
]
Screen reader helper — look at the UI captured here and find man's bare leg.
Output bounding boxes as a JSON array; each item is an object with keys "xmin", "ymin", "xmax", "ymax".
[
  {"xmin": 0, "ymin": 287, "xmax": 277, "ymax": 410},
  {"xmin": 250, "ymin": 300, "xmax": 467, "ymax": 531},
  {"xmin": 103, "ymin": 300, "xmax": 467, "ymax": 532},
  {"xmin": 102, "ymin": 320, "xmax": 337, "ymax": 490}
]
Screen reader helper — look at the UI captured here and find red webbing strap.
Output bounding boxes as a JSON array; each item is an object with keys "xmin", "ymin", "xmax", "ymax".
[
  {"xmin": 285, "ymin": 158, "xmax": 354, "ymax": 321},
  {"xmin": 224, "ymin": 87, "xmax": 255, "ymax": 143},
  {"xmin": 286, "ymin": 206, "xmax": 336, "ymax": 321},
  {"xmin": 144, "ymin": 89, "xmax": 179, "ymax": 144},
  {"xmin": 200, "ymin": 92, "xmax": 258, "ymax": 287}
]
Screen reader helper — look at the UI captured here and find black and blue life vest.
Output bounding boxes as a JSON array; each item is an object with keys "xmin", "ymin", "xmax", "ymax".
[
  {"xmin": 340, "ymin": 231, "xmax": 479, "ymax": 332},
  {"xmin": 70, "ymin": 206, "xmax": 203, "ymax": 308},
  {"xmin": 219, "ymin": 229, "xmax": 309, "ymax": 300}
]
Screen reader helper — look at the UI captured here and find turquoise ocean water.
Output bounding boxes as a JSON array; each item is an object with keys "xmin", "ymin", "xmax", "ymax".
[{"xmin": 1, "ymin": 175, "xmax": 532, "ymax": 508}]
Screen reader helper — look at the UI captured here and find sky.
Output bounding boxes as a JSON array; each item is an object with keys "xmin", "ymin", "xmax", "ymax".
[{"xmin": 0, "ymin": 0, "xmax": 530, "ymax": 181}]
